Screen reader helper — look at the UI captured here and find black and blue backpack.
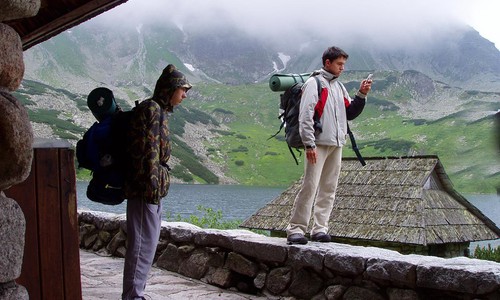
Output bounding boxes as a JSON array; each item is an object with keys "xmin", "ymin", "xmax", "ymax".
[{"xmin": 76, "ymin": 87, "xmax": 134, "ymax": 205}]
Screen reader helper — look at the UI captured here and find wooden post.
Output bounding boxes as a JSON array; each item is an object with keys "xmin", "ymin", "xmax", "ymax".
[{"xmin": 5, "ymin": 140, "xmax": 82, "ymax": 300}]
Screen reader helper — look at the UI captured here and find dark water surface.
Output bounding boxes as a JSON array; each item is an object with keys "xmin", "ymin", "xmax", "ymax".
[
  {"xmin": 466, "ymin": 194, "xmax": 500, "ymax": 248},
  {"xmin": 76, "ymin": 182, "xmax": 285, "ymax": 221}
]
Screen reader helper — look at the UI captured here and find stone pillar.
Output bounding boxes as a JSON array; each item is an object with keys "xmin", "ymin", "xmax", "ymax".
[
  {"xmin": 0, "ymin": 1, "xmax": 40, "ymax": 299},
  {"xmin": 0, "ymin": 192, "xmax": 28, "ymax": 299}
]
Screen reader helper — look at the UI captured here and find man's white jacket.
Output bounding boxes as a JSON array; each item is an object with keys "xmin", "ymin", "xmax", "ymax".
[{"xmin": 299, "ymin": 68, "xmax": 366, "ymax": 148}]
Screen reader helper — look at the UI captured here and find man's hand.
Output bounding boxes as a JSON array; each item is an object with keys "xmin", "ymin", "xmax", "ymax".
[
  {"xmin": 306, "ymin": 148, "xmax": 317, "ymax": 164},
  {"xmin": 359, "ymin": 79, "xmax": 372, "ymax": 95}
]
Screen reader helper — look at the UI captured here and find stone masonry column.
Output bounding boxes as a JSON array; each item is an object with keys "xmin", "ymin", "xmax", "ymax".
[{"xmin": 0, "ymin": 1, "xmax": 40, "ymax": 299}]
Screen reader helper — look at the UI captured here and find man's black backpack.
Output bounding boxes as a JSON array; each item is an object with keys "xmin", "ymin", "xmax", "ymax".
[
  {"xmin": 268, "ymin": 75, "xmax": 323, "ymax": 164},
  {"xmin": 269, "ymin": 73, "xmax": 366, "ymax": 165},
  {"xmin": 76, "ymin": 88, "xmax": 135, "ymax": 205}
]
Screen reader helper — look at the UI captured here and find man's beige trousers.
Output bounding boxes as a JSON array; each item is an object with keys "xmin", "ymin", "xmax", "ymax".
[{"xmin": 287, "ymin": 145, "xmax": 342, "ymax": 236}]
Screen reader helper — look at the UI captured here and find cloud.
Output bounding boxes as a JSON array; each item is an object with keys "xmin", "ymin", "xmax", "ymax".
[{"xmin": 97, "ymin": 0, "xmax": 499, "ymax": 50}]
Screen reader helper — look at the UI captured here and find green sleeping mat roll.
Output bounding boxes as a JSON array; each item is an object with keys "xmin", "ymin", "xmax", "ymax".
[{"xmin": 268, "ymin": 73, "xmax": 312, "ymax": 92}]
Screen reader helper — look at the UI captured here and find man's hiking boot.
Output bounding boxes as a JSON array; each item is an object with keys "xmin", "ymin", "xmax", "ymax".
[
  {"xmin": 287, "ymin": 233, "xmax": 308, "ymax": 245},
  {"xmin": 311, "ymin": 232, "xmax": 331, "ymax": 242}
]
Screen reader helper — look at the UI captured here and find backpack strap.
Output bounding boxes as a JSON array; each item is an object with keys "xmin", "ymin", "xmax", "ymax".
[
  {"xmin": 289, "ymin": 145, "xmax": 301, "ymax": 165},
  {"xmin": 347, "ymin": 123, "xmax": 366, "ymax": 166},
  {"xmin": 267, "ymin": 116, "xmax": 285, "ymax": 141},
  {"xmin": 339, "ymin": 83, "xmax": 366, "ymax": 166}
]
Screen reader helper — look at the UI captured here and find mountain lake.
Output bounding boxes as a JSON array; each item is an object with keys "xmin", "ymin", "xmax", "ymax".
[{"xmin": 76, "ymin": 181, "xmax": 500, "ymax": 249}]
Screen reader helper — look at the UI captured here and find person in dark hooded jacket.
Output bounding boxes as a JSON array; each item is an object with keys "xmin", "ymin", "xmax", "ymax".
[{"xmin": 122, "ymin": 64, "xmax": 191, "ymax": 300}]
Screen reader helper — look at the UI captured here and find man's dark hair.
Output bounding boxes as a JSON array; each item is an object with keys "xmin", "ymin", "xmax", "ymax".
[{"xmin": 322, "ymin": 46, "xmax": 349, "ymax": 66}]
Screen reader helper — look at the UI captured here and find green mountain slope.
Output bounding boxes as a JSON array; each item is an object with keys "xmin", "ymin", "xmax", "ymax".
[
  {"xmin": 17, "ymin": 19, "xmax": 500, "ymax": 194},
  {"xmin": 16, "ymin": 69, "xmax": 500, "ymax": 193},
  {"xmin": 182, "ymin": 71, "xmax": 499, "ymax": 193}
]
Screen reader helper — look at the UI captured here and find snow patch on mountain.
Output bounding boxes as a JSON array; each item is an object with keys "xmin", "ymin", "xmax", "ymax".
[
  {"xmin": 272, "ymin": 52, "xmax": 291, "ymax": 73},
  {"xmin": 184, "ymin": 63, "xmax": 195, "ymax": 72}
]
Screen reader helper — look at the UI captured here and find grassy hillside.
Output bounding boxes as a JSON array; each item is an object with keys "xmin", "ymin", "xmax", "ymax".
[
  {"xmin": 354, "ymin": 105, "xmax": 498, "ymax": 193},
  {"xmin": 185, "ymin": 83, "xmax": 305, "ymax": 186},
  {"xmin": 185, "ymin": 73, "xmax": 499, "ymax": 194},
  {"xmin": 17, "ymin": 71, "xmax": 499, "ymax": 194}
]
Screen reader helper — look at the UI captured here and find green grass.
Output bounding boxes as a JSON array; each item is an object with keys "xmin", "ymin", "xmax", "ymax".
[
  {"xmin": 171, "ymin": 136, "xmax": 219, "ymax": 184},
  {"xmin": 473, "ymin": 244, "xmax": 500, "ymax": 262},
  {"xmin": 165, "ymin": 205, "xmax": 268, "ymax": 235},
  {"xmin": 352, "ymin": 101, "xmax": 498, "ymax": 193},
  {"xmin": 28, "ymin": 108, "xmax": 86, "ymax": 135},
  {"xmin": 165, "ymin": 205, "xmax": 242, "ymax": 230},
  {"xmin": 186, "ymin": 82, "xmax": 305, "ymax": 186}
]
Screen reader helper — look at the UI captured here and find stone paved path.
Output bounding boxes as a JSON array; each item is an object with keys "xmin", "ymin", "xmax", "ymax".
[{"xmin": 80, "ymin": 250, "xmax": 271, "ymax": 300}]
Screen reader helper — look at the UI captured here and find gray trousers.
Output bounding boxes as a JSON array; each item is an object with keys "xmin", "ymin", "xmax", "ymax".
[
  {"xmin": 122, "ymin": 198, "xmax": 162, "ymax": 300},
  {"xmin": 287, "ymin": 145, "xmax": 342, "ymax": 236}
]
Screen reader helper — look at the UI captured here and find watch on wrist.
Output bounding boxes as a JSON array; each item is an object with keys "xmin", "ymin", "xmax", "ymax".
[{"xmin": 306, "ymin": 145, "xmax": 316, "ymax": 149}]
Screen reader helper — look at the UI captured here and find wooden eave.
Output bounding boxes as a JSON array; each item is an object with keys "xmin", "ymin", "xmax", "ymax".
[
  {"xmin": 432, "ymin": 159, "xmax": 500, "ymax": 237},
  {"xmin": 4, "ymin": 0, "xmax": 128, "ymax": 50}
]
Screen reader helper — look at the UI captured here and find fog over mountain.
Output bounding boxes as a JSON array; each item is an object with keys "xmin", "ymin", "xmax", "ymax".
[
  {"xmin": 24, "ymin": 0, "xmax": 500, "ymax": 93},
  {"xmin": 97, "ymin": 0, "xmax": 499, "ymax": 49},
  {"xmin": 24, "ymin": 2, "xmax": 500, "ymax": 94}
]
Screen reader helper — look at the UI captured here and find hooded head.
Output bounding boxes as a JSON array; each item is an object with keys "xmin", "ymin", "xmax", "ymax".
[{"xmin": 152, "ymin": 64, "xmax": 192, "ymax": 110}]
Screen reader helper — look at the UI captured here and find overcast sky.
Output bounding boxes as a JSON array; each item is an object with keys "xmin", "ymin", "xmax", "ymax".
[{"xmin": 97, "ymin": 0, "xmax": 500, "ymax": 51}]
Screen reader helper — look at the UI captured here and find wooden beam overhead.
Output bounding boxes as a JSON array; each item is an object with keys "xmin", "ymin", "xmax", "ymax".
[{"xmin": 4, "ymin": 0, "xmax": 128, "ymax": 50}]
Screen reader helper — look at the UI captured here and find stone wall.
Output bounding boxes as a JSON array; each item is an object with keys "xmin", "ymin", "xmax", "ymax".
[
  {"xmin": 79, "ymin": 210, "xmax": 500, "ymax": 300},
  {"xmin": 326, "ymin": 236, "xmax": 470, "ymax": 258},
  {"xmin": 0, "ymin": 1, "xmax": 40, "ymax": 299}
]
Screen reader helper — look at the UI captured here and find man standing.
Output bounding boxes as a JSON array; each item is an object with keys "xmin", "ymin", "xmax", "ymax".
[
  {"xmin": 286, "ymin": 46, "xmax": 371, "ymax": 244},
  {"xmin": 122, "ymin": 64, "xmax": 192, "ymax": 299}
]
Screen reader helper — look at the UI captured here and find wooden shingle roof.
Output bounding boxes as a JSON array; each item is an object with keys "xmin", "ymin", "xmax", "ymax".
[{"xmin": 240, "ymin": 155, "xmax": 500, "ymax": 245}]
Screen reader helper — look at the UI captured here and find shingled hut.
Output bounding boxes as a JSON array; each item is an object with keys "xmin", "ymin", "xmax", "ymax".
[{"xmin": 240, "ymin": 155, "xmax": 500, "ymax": 257}]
